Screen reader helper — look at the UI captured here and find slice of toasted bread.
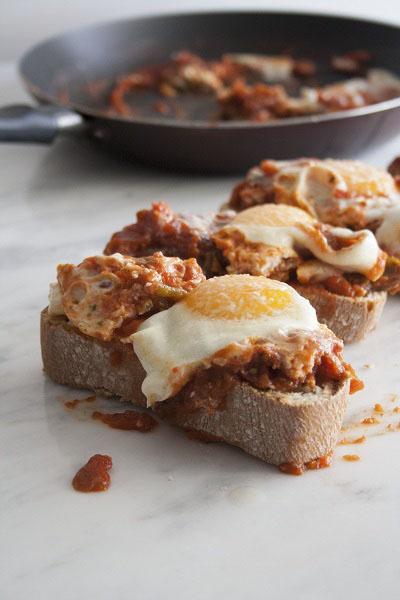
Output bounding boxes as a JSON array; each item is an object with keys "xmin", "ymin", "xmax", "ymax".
[
  {"xmin": 41, "ymin": 309, "xmax": 349, "ymax": 467},
  {"xmin": 293, "ymin": 285, "xmax": 386, "ymax": 344}
]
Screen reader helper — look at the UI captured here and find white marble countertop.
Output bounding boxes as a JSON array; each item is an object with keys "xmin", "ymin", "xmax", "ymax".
[{"xmin": 2, "ymin": 11, "xmax": 400, "ymax": 596}]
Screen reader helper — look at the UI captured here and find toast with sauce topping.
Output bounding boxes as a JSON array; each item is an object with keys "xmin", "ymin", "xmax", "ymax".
[
  {"xmin": 225, "ymin": 158, "xmax": 399, "ymax": 230},
  {"xmin": 104, "ymin": 202, "xmax": 390, "ymax": 343},
  {"xmin": 41, "ymin": 258, "xmax": 361, "ymax": 471},
  {"xmin": 41, "ymin": 309, "xmax": 350, "ymax": 468},
  {"xmin": 211, "ymin": 204, "xmax": 388, "ymax": 343}
]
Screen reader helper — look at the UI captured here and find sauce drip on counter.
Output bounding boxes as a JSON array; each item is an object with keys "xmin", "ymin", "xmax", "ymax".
[
  {"xmin": 64, "ymin": 395, "xmax": 96, "ymax": 409},
  {"xmin": 361, "ymin": 416, "xmax": 380, "ymax": 425},
  {"xmin": 279, "ymin": 452, "xmax": 332, "ymax": 476},
  {"xmin": 72, "ymin": 454, "xmax": 112, "ymax": 492},
  {"xmin": 92, "ymin": 409, "xmax": 158, "ymax": 432},
  {"xmin": 342, "ymin": 454, "xmax": 360, "ymax": 462},
  {"xmin": 338, "ymin": 435, "xmax": 366, "ymax": 445}
]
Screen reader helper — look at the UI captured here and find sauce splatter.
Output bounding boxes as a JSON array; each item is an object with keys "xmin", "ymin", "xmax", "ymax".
[
  {"xmin": 361, "ymin": 416, "xmax": 380, "ymax": 425},
  {"xmin": 72, "ymin": 454, "xmax": 112, "ymax": 492},
  {"xmin": 64, "ymin": 395, "xmax": 96, "ymax": 409},
  {"xmin": 92, "ymin": 410, "xmax": 157, "ymax": 432},
  {"xmin": 279, "ymin": 463, "xmax": 304, "ymax": 476},
  {"xmin": 279, "ymin": 453, "xmax": 332, "ymax": 476},
  {"xmin": 342, "ymin": 454, "xmax": 360, "ymax": 462},
  {"xmin": 64, "ymin": 399, "xmax": 80, "ymax": 409},
  {"xmin": 338, "ymin": 435, "xmax": 366, "ymax": 445}
]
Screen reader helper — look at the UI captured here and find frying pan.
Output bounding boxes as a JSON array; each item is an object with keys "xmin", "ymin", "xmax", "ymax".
[{"xmin": 2, "ymin": 11, "xmax": 400, "ymax": 173}]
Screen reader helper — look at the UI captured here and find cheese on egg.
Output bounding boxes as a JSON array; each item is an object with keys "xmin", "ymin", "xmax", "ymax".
[
  {"xmin": 132, "ymin": 275, "xmax": 318, "ymax": 405},
  {"xmin": 221, "ymin": 204, "xmax": 381, "ymax": 277},
  {"xmin": 257, "ymin": 158, "xmax": 399, "ymax": 225}
]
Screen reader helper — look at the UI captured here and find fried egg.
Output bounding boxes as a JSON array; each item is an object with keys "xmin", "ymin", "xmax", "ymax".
[
  {"xmin": 220, "ymin": 204, "xmax": 382, "ymax": 277},
  {"xmin": 272, "ymin": 158, "xmax": 397, "ymax": 203},
  {"xmin": 132, "ymin": 274, "xmax": 318, "ymax": 405},
  {"xmin": 256, "ymin": 158, "xmax": 399, "ymax": 226}
]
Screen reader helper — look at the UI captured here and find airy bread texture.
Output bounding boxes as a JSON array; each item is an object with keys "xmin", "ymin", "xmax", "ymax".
[{"xmin": 41, "ymin": 309, "xmax": 349, "ymax": 467}]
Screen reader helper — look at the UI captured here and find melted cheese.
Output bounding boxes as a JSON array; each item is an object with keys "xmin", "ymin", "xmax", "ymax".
[
  {"xmin": 263, "ymin": 158, "xmax": 399, "ymax": 223},
  {"xmin": 222, "ymin": 205, "xmax": 381, "ymax": 277}
]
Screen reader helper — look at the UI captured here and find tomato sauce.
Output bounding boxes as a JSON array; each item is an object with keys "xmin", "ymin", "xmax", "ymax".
[
  {"xmin": 92, "ymin": 409, "xmax": 158, "ymax": 432},
  {"xmin": 72, "ymin": 454, "xmax": 112, "ymax": 492},
  {"xmin": 342, "ymin": 454, "xmax": 360, "ymax": 462},
  {"xmin": 279, "ymin": 452, "xmax": 332, "ymax": 476}
]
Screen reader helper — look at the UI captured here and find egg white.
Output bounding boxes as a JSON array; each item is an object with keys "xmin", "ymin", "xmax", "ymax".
[{"xmin": 132, "ymin": 276, "xmax": 318, "ymax": 406}]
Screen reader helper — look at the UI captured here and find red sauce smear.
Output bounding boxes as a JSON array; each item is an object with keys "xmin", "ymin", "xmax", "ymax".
[
  {"xmin": 72, "ymin": 454, "xmax": 112, "ymax": 492},
  {"xmin": 92, "ymin": 409, "xmax": 158, "ymax": 432},
  {"xmin": 279, "ymin": 452, "xmax": 332, "ymax": 476},
  {"xmin": 64, "ymin": 395, "xmax": 96, "ymax": 409}
]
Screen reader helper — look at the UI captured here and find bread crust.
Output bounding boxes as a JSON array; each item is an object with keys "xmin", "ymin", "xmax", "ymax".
[
  {"xmin": 293, "ymin": 285, "xmax": 387, "ymax": 344},
  {"xmin": 41, "ymin": 309, "xmax": 349, "ymax": 466}
]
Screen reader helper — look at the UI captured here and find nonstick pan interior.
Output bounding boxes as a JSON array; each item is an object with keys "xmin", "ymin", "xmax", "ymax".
[{"xmin": 17, "ymin": 12, "xmax": 400, "ymax": 172}]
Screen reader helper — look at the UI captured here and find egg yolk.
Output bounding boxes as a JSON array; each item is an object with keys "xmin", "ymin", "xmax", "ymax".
[
  {"xmin": 184, "ymin": 275, "xmax": 292, "ymax": 320},
  {"xmin": 232, "ymin": 204, "xmax": 314, "ymax": 228},
  {"xmin": 325, "ymin": 160, "xmax": 396, "ymax": 197}
]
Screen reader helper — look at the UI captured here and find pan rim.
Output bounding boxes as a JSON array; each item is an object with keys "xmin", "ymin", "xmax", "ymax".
[{"xmin": 19, "ymin": 9, "xmax": 400, "ymax": 131}]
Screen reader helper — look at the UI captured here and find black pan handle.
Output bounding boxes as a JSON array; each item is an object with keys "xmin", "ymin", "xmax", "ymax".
[{"xmin": 0, "ymin": 104, "xmax": 86, "ymax": 143}]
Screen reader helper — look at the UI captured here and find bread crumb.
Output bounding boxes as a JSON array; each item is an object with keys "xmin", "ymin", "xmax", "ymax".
[
  {"xmin": 374, "ymin": 403, "xmax": 384, "ymax": 414},
  {"xmin": 342, "ymin": 454, "xmax": 360, "ymax": 462},
  {"xmin": 362, "ymin": 363, "xmax": 375, "ymax": 369},
  {"xmin": 393, "ymin": 407, "xmax": 400, "ymax": 414}
]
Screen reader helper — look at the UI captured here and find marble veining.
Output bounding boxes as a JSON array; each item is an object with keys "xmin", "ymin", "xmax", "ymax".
[{"xmin": 1, "ymin": 60, "xmax": 400, "ymax": 600}]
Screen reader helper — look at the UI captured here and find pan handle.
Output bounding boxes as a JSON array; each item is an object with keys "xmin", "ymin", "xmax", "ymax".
[{"xmin": 0, "ymin": 104, "xmax": 86, "ymax": 143}]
